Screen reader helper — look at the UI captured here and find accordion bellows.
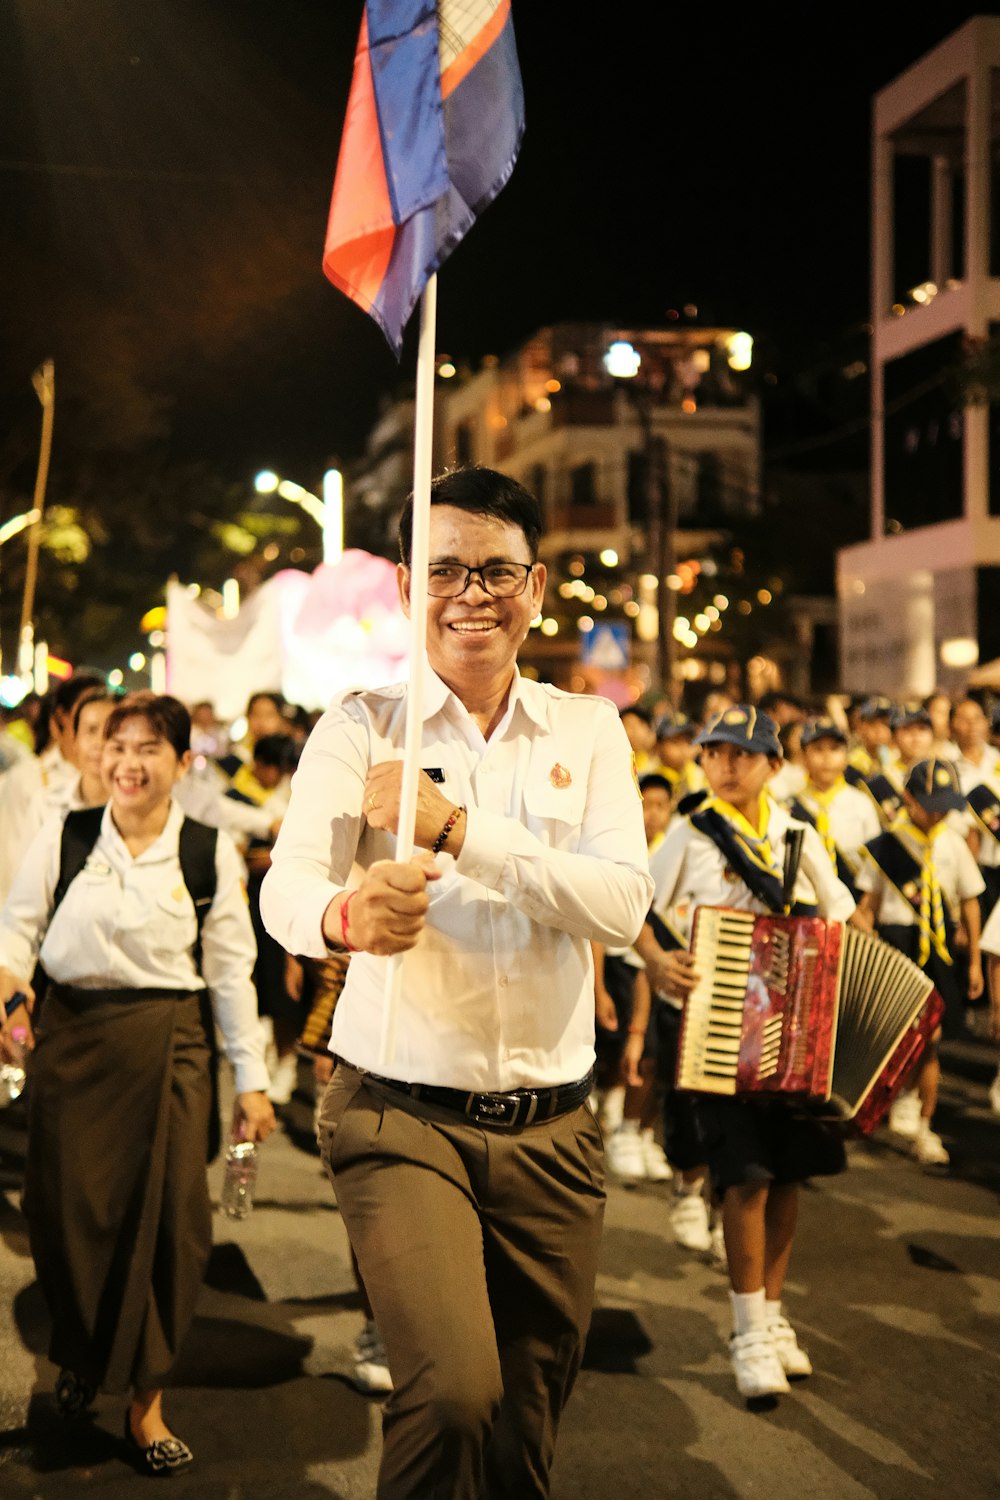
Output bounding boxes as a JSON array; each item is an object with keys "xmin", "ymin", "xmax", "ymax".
[{"xmin": 677, "ymin": 907, "xmax": 944, "ymax": 1134}]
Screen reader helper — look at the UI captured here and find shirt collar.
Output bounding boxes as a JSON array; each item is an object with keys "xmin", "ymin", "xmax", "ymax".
[
  {"xmin": 420, "ymin": 664, "xmax": 547, "ymax": 730},
  {"xmin": 102, "ymin": 796, "xmax": 185, "ymax": 862}
]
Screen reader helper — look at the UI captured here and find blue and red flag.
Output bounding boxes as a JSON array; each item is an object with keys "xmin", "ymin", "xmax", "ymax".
[{"xmin": 323, "ymin": 1, "xmax": 524, "ymax": 357}]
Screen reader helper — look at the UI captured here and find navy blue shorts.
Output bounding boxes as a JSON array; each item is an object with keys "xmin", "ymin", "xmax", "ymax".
[{"xmin": 690, "ymin": 1095, "xmax": 846, "ymax": 1196}]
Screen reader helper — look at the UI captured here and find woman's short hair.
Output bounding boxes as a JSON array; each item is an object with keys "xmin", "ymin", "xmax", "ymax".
[
  {"xmin": 103, "ymin": 693, "xmax": 191, "ymax": 758},
  {"xmin": 397, "ymin": 466, "xmax": 543, "ymax": 565}
]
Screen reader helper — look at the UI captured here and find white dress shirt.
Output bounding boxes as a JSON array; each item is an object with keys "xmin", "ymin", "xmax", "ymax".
[
  {"xmin": 0, "ymin": 746, "xmax": 75, "ymax": 905},
  {"xmin": 649, "ymin": 798, "xmax": 856, "ymax": 941},
  {"xmin": 0, "ymin": 799, "xmax": 269, "ymax": 1094},
  {"xmin": 260, "ymin": 669, "xmax": 653, "ymax": 1091}
]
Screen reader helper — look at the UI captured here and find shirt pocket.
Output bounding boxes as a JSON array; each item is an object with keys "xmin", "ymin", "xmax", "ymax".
[
  {"xmin": 522, "ymin": 779, "xmax": 588, "ymax": 850},
  {"xmin": 148, "ymin": 888, "xmax": 198, "ymax": 956}
]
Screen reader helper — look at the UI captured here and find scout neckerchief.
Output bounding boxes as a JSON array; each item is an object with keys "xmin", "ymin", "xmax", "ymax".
[
  {"xmin": 846, "ymin": 765, "xmax": 903, "ymax": 828},
  {"xmin": 689, "ymin": 793, "xmax": 787, "ymax": 912},
  {"xmin": 789, "ymin": 779, "xmax": 859, "ymax": 895},
  {"xmin": 865, "ymin": 817, "xmax": 952, "ymax": 967},
  {"xmin": 228, "ymin": 762, "xmax": 272, "ymax": 807}
]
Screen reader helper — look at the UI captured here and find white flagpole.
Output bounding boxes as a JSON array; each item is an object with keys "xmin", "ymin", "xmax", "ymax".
[{"xmin": 378, "ymin": 272, "xmax": 438, "ymax": 1067}]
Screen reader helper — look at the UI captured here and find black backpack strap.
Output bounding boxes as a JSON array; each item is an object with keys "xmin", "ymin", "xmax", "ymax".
[
  {"xmin": 177, "ymin": 817, "xmax": 218, "ymax": 971},
  {"xmin": 52, "ymin": 805, "xmax": 107, "ymax": 917}
]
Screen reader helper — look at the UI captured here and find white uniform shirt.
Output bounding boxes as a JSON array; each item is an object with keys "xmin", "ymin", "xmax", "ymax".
[
  {"xmin": 0, "ymin": 799, "xmax": 269, "ymax": 1094},
  {"xmin": 260, "ymin": 669, "xmax": 653, "ymax": 1091},
  {"xmin": 0, "ymin": 746, "xmax": 75, "ymax": 905},
  {"xmin": 649, "ymin": 798, "xmax": 856, "ymax": 941},
  {"xmin": 855, "ymin": 823, "xmax": 985, "ymax": 926},
  {"xmin": 953, "ymin": 747, "xmax": 1000, "ymax": 871},
  {"xmin": 794, "ymin": 782, "xmax": 882, "ymax": 870}
]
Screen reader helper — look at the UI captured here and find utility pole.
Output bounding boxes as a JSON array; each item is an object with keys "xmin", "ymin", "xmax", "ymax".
[{"xmin": 19, "ymin": 360, "xmax": 55, "ymax": 683}]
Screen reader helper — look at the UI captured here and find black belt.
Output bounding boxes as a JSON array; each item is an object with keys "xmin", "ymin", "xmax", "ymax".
[{"xmin": 352, "ymin": 1064, "xmax": 594, "ymax": 1131}]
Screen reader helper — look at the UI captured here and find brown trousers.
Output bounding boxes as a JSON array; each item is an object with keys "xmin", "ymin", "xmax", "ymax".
[
  {"xmin": 23, "ymin": 985, "xmax": 213, "ymax": 1394},
  {"xmin": 318, "ymin": 1062, "xmax": 606, "ymax": 1500}
]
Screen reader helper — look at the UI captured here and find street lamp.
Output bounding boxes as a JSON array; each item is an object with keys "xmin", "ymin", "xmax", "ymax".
[
  {"xmin": 605, "ymin": 341, "xmax": 677, "ymax": 693},
  {"xmin": 254, "ymin": 468, "xmax": 343, "ymax": 566}
]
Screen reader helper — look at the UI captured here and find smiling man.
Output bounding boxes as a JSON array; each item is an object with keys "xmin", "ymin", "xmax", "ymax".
[{"xmin": 261, "ymin": 465, "xmax": 652, "ymax": 1500}]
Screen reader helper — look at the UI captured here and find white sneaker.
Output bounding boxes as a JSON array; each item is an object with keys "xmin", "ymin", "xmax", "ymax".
[
  {"xmin": 639, "ymin": 1130, "xmax": 673, "ymax": 1182},
  {"xmin": 606, "ymin": 1125, "xmax": 646, "ymax": 1181},
  {"xmin": 912, "ymin": 1124, "xmax": 950, "ymax": 1167},
  {"xmin": 600, "ymin": 1085, "xmax": 626, "ymax": 1133},
  {"xmin": 888, "ymin": 1089, "xmax": 921, "ymax": 1140},
  {"xmin": 268, "ymin": 1051, "xmax": 299, "ymax": 1106},
  {"xmin": 352, "ymin": 1320, "xmax": 393, "ymax": 1394},
  {"xmin": 767, "ymin": 1315, "xmax": 813, "ymax": 1378},
  {"xmin": 989, "ymin": 1066, "xmax": 1000, "ymax": 1116},
  {"xmin": 670, "ymin": 1190, "xmax": 713, "ymax": 1252},
  {"xmin": 729, "ymin": 1330, "xmax": 790, "ymax": 1399}
]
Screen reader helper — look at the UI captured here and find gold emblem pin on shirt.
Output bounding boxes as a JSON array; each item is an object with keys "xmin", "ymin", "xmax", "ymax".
[{"xmin": 549, "ymin": 763, "xmax": 572, "ymax": 789}]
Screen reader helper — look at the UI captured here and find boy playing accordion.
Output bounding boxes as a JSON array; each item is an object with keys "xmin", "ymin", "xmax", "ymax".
[{"xmin": 637, "ymin": 706, "xmax": 858, "ymax": 1402}]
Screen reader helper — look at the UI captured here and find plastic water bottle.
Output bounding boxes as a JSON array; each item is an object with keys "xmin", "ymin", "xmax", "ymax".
[
  {"xmin": 220, "ymin": 1139, "xmax": 258, "ymax": 1219},
  {"xmin": 0, "ymin": 1027, "xmax": 29, "ymax": 1107}
]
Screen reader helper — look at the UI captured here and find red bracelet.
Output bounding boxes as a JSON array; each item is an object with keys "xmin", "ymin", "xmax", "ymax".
[{"xmin": 340, "ymin": 891, "xmax": 359, "ymax": 952}]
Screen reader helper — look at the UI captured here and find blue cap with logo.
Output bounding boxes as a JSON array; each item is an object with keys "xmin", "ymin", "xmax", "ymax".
[
  {"xmin": 694, "ymin": 705, "xmax": 782, "ymax": 759},
  {"xmin": 857, "ymin": 696, "xmax": 893, "ymax": 722},
  {"xmin": 800, "ymin": 717, "xmax": 848, "ymax": 748},
  {"xmin": 891, "ymin": 702, "xmax": 932, "ymax": 731},
  {"xmin": 655, "ymin": 710, "xmax": 695, "ymax": 740},
  {"xmin": 904, "ymin": 758, "xmax": 966, "ymax": 812}
]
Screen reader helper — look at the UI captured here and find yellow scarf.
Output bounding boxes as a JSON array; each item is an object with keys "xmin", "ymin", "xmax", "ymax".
[
  {"xmin": 802, "ymin": 778, "xmax": 847, "ymax": 867},
  {"xmin": 702, "ymin": 794, "xmax": 783, "ymax": 884},
  {"xmin": 894, "ymin": 814, "xmax": 951, "ymax": 968},
  {"xmin": 230, "ymin": 762, "xmax": 272, "ymax": 807}
]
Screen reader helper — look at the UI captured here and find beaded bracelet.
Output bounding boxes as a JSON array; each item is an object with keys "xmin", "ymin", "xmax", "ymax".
[
  {"xmin": 432, "ymin": 804, "xmax": 466, "ymax": 854},
  {"xmin": 340, "ymin": 890, "xmax": 359, "ymax": 952}
]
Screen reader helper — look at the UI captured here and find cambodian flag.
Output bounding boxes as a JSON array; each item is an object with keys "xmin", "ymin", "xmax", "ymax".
[{"xmin": 323, "ymin": 1, "xmax": 524, "ymax": 357}]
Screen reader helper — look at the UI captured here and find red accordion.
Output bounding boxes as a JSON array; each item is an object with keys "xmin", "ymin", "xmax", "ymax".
[{"xmin": 675, "ymin": 907, "xmax": 944, "ymax": 1134}]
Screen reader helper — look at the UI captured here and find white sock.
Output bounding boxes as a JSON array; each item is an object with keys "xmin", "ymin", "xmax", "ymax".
[
  {"xmin": 730, "ymin": 1288, "xmax": 767, "ymax": 1337},
  {"xmin": 678, "ymin": 1175, "xmax": 705, "ymax": 1197},
  {"xmin": 765, "ymin": 1298, "xmax": 783, "ymax": 1325},
  {"xmin": 618, "ymin": 1118, "xmax": 640, "ymax": 1135},
  {"xmin": 639, "ymin": 1126, "xmax": 656, "ymax": 1141}
]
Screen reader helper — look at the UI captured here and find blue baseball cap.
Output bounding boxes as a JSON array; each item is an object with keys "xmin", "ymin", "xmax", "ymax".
[
  {"xmin": 694, "ymin": 705, "xmax": 782, "ymax": 759},
  {"xmin": 800, "ymin": 717, "xmax": 848, "ymax": 748},
  {"xmin": 654, "ymin": 711, "xmax": 695, "ymax": 740},
  {"xmin": 891, "ymin": 702, "xmax": 932, "ymax": 731},
  {"xmin": 857, "ymin": 696, "xmax": 893, "ymax": 722},
  {"xmin": 904, "ymin": 758, "xmax": 966, "ymax": 812}
]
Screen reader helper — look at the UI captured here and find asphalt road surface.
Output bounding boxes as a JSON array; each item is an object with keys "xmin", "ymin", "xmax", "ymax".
[{"xmin": 1, "ymin": 1038, "xmax": 997, "ymax": 1500}]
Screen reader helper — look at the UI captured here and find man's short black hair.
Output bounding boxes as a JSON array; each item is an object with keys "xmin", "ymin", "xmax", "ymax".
[
  {"xmin": 253, "ymin": 733, "xmax": 299, "ymax": 772},
  {"xmin": 639, "ymin": 772, "xmax": 672, "ymax": 797},
  {"xmin": 397, "ymin": 466, "xmax": 543, "ymax": 565}
]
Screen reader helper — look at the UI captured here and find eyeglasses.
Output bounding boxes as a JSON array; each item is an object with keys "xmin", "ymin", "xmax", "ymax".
[{"xmin": 426, "ymin": 562, "xmax": 535, "ymax": 598}]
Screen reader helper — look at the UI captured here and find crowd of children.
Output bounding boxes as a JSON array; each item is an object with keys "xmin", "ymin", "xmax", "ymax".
[{"xmin": 603, "ymin": 688, "xmax": 1000, "ymax": 1400}]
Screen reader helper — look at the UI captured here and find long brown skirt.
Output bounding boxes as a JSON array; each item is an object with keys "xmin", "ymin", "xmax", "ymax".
[{"xmin": 22, "ymin": 984, "xmax": 213, "ymax": 1394}]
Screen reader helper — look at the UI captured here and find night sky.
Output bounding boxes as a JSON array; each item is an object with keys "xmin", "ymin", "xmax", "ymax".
[{"xmin": 1, "ymin": 2, "xmax": 995, "ymax": 488}]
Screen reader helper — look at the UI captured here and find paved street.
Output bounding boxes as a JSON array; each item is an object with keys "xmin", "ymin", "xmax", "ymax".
[{"xmin": 1, "ymin": 1041, "xmax": 997, "ymax": 1500}]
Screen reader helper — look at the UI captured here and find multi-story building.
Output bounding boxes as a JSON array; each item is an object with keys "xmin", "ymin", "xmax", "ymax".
[
  {"xmin": 839, "ymin": 17, "xmax": 1000, "ymax": 695},
  {"xmin": 347, "ymin": 321, "xmax": 760, "ymax": 692}
]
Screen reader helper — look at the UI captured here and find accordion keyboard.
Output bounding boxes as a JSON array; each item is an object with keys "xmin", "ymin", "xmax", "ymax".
[{"xmin": 677, "ymin": 908, "xmax": 757, "ymax": 1094}]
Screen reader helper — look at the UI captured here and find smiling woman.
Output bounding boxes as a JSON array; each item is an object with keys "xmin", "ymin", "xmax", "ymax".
[{"xmin": 0, "ymin": 692, "xmax": 275, "ymax": 1474}]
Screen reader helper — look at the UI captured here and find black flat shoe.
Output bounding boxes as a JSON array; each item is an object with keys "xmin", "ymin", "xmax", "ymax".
[
  {"xmin": 54, "ymin": 1369, "xmax": 97, "ymax": 1418},
  {"xmin": 123, "ymin": 1412, "xmax": 194, "ymax": 1476}
]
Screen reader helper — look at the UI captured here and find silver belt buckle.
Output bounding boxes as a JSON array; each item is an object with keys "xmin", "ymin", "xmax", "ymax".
[{"xmin": 469, "ymin": 1092, "xmax": 521, "ymax": 1127}]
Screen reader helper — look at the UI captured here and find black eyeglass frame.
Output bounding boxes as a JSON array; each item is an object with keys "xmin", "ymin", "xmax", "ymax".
[{"xmin": 425, "ymin": 562, "xmax": 535, "ymax": 598}]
